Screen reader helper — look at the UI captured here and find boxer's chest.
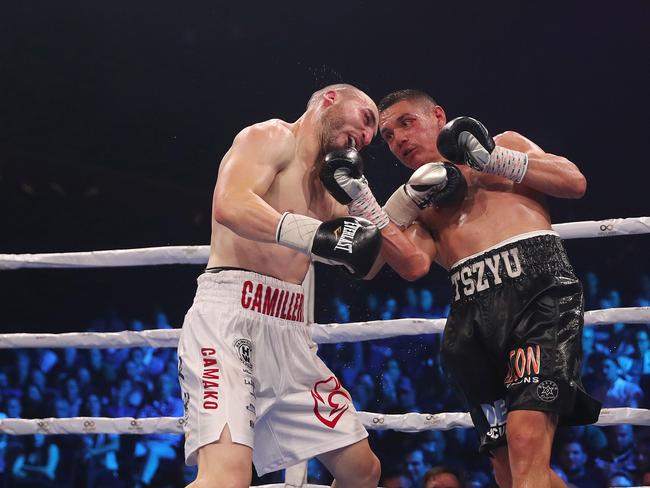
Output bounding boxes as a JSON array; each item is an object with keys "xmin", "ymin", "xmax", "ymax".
[{"xmin": 265, "ymin": 162, "xmax": 332, "ymax": 219}]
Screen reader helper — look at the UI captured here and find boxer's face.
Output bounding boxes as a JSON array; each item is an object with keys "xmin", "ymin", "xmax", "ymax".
[
  {"xmin": 320, "ymin": 91, "xmax": 378, "ymax": 153},
  {"xmin": 379, "ymin": 99, "xmax": 446, "ymax": 169}
]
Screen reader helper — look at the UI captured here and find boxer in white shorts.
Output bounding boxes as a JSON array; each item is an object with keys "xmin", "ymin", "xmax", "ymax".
[
  {"xmin": 178, "ymin": 84, "xmax": 442, "ymax": 488},
  {"xmin": 179, "ymin": 269, "xmax": 371, "ymax": 476}
]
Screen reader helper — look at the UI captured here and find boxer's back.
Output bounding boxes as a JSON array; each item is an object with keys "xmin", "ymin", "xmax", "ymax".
[{"xmin": 207, "ymin": 119, "xmax": 334, "ymax": 284}]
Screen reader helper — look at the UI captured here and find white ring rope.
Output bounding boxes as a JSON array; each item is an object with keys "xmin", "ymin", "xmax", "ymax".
[
  {"xmin": 0, "ymin": 307, "xmax": 647, "ymax": 349},
  {"xmin": 1, "ymin": 408, "xmax": 649, "ymax": 436},
  {"xmin": 1, "ymin": 217, "xmax": 648, "ymax": 270},
  {"xmin": 1, "ymin": 217, "xmax": 648, "ymax": 488}
]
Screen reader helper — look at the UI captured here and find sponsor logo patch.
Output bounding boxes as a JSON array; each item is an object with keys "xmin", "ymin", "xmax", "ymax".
[
  {"xmin": 234, "ymin": 338, "xmax": 253, "ymax": 370},
  {"xmin": 537, "ymin": 380, "xmax": 559, "ymax": 402},
  {"xmin": 333, "ymin": 220, "xmax": 362, "ymax": 253},
  {"xmin": 481, "ymin": 399, "xmax": 507, "ymax": 441},
  {"xmin": 505, "ymin": 344, "xmax": 541, "ymax": 387},
  {"xmin": 311, "ymin": 376, "xmax": 351, "ymax": 428}
]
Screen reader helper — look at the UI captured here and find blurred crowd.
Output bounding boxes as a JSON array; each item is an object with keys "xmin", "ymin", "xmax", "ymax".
[{"xmin": 0, "ymin": 272, "xmax": 649, "ymax": 487}]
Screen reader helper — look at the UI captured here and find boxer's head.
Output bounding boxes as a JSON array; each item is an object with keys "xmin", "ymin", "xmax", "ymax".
[
  {"xmin": 308, "ymin": 84, "xmax": 378, "ymax": 154},
  {"xmin": 378, "ymin": 89, "xmax": 447, "ymax": 169}
]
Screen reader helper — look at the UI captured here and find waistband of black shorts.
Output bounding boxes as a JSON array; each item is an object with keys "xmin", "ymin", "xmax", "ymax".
[{"xmin": 448, "ymin": 232, "xmax": 574, "ymax": 302}]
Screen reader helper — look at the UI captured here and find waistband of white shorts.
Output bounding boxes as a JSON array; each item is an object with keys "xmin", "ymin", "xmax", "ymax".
[
  {"xmin": 450, "ymin": 230, "xmax": 559, "ymax": 270},
  {"xmin": 197, "ymin": 269, "xmax": 304, "ymax": 294},
  {"xmin": 195, "ymin": 270, "xmax": 306, "ymax": 323}
]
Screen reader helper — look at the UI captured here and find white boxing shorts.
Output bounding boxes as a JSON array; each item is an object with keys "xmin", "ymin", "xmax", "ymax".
[{"xmin": 177, "ymin": 270, "xmax": 367, "ymax": 476}]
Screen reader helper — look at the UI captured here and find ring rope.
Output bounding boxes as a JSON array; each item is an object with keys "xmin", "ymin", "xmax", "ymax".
[
  {"xmin": 0, "ymin": 307, "xmax": 647, "ymax": 349},
  {"xmin": 2, "ymin": 408, "xmax": 649, "ymax": 436},
  {"xmin": 1, "ymin": 217, "xmax": 648, "ymax": 270}
]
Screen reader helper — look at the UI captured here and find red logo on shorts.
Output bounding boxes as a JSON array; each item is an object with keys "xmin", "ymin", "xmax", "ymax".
[{"xmin": 311, "ymin": 376, "xmax": 351, "ymax": 428}]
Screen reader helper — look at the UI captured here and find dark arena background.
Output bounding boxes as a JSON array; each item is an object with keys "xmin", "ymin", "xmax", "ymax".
[{"xmin": 1, "ymin": 1, "xmax": 649, "ymax": 487}]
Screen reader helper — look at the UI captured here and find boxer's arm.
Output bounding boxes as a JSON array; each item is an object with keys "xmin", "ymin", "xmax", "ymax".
[
  {"xmin": 365, "ymin": 221, "xmax": 437, "ymax": 281},
  {"xmin": 213, "ymin": 123, "xmax": 292, "ymax": 242},
  {"xmin": 495, "ymin": 131, "xmax": 586, "ymax": 199},
  {"xmin": 329, "ymin": 201, "xmax": 434, "ymax": 281}
]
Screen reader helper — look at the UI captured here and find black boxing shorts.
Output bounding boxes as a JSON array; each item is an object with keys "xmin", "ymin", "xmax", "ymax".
[{"xmin": 441, "ymin": 230, "xmax": 601, "ymax": 454}]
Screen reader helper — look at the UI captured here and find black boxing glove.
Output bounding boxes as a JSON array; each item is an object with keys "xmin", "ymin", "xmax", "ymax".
[
  {"xmin": 319, "ymin": 149, "xmax": 390, "ymax": 229},
  {"xmin": 437, "ymin": 116, "xmax": 528, "ymax": 183},
  {"xmin": 276, "ymin": 212, "xmax": 381, "ymax": 278},
  {"xmin": 383, "ymin": 162, "xmax": 467, "ymax": 227}
]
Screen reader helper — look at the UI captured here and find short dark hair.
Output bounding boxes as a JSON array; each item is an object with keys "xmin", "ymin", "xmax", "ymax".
[
  {"xmin": 423, "ymin": 466, "xmax": 464, "ymax": 486},
  {"xmin": 378, "ymin": 89, "xmax": 438, "ymax": 112}
]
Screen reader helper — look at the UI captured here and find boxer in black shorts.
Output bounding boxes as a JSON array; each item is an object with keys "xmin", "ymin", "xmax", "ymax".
[
  {"xmin": 377, "ymin": 89, "xmax": 601, "ymax": 488},
  {"xmin": 444, "ymin": 232, "xmax": 600, "ymax": 454}
]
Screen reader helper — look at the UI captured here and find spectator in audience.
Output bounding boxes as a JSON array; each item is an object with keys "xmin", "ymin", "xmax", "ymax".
[
  {"xmin": 404, "ymin": 447, "xmax": 431, "ymax": 488},
  {"xmin": 636, "ymin": 274, "xmax": 650, "ymax": 305},
  {"xmin": 22, "ymin": 384, "xmax": 47, "ymax": 419},
  {"xmin": 307, "ymin": 458, "xmax": 332, "ymax": 485},
  {"xmin": 12, "ymin": 434, "xmax": 59, "ymax": 487},
  {"xmin": 600, "ymin": 291, "xmax": 635, "ymax": 357},
  {"xmin": 382, "ymin": 297, "xmax": 399, "ymax": 321},
  {"xmin": 135, "ymin": 374, "xmax": 183, "ymax": 487},
  {"xmin": 423, "ymin": 465, "xmax": 463, "ymax": 488},
  {"xmin": 81, "ymin": 393, "xmax": 121, "ymax": 488},
  {"xmin": 382, "ymin": 469, "xmax": 413, "ymax": 488},
  {"xmin": 106, "ymin": 378, "xmax": 138, "ymax": 418},
  {"xmin": 583, "ymin": 271, "xmax": 601, "ymax": 310},
  {"xmin": 87, "ymin": 348, "xmax": 112, "ymax": 389},
  {"xmin": 595, "ymin": 425, "xmax": 642, "ymax": 482},
  {"xmin": 350, "ymin": 372, "xmax": 376, "ymax": 411},
  {"xmin": 396, "ymin": 376, "xmax": 418, "ymax": 412},
  {"xmin": 417, "ymin": 289, "xmax": 438, "ymax": 319},
  {"xmin": 76, "ymin": 366, "xmax": 93, "ymax": 396},
  {"xmin": 35, "ymin": 349, "xmax": 58, "ymax": 375},
  {"xmin": 52, "ymin": 348, "xmax": 80, "ymax": 383},
  {"xmin": 365, "ymin": 292, "xmax": 382, "ymax": 320},
  {"xmin": 556, "ymin": 425, "xmax": 607, "ymax": 458},
  {"xmin": 558, "ymin": 440, "xmax": 605, "ymax": 488},
  {"xmin": 13, "ymin": 352, "xmax": 31, "ymax": 390},
  {"xmin": 63, "ymin": 377, "xmax": 83, "ymax": 417},
  {"xmin": 30, "ymin": 368, "xmax": 49, "ymax": 397},
  {"xmin": 607, "ymin": 472, "xmax": 634, "ymax": 487},
  {"xmin": 465, "ymin": 470, "xmax": 491, "ymax": 488},
  {"xmin": 591, "ymin": 355, "xmax": 644, "ymax": 407},
  {"xmin": 5, "ymin": 397, "xmax": 22, "ymax": 419},
  {"xmin": 417, "ymin": 430, "xmax": 447, "ymax": 466},
  {"xmin": 628, "ymin": 327, "xmax": 650, "ymax": 379},
  {"xmin": 400, "ymin": 287, "xmax": 420, "ymax": 318}
]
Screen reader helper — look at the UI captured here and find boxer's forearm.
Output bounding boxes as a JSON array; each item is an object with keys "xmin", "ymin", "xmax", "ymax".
[
  {"xmin": 520, "ymin": 154, "xmax": 586, "ymax": 199},
  {"xmin": 495, "ymin": 131, "xmax": 586, "ymax": 199},
  {"xmin": 378, "ymin": 223, "xmax": 433, "ymax": 281}
]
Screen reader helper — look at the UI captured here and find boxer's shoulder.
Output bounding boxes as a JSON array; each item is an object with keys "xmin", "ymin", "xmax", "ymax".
[
  {"xmin": 235, "ymin": 119, "xmax": 294, "ymax": 144},
  {"xmin": 230, "ymin": 119, "xmax": 296, "ymax": 168},
  {"xmin": 494, "ymin": 130, "xmax": 542, "ymax": 154}
]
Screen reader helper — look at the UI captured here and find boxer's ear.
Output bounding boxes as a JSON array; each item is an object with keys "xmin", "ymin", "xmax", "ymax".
[
  {"xmin": 322, "ymin": 90, "xmax": 337, "ymax": 108},
  {"xmin": 433, "ymin": 105, "xmax": 447, "ymax": 130}
]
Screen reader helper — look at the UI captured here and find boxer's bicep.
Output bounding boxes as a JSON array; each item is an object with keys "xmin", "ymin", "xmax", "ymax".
[{"xmin": 213, "ymin": 124, "xmax": 293, "ymax": 242}]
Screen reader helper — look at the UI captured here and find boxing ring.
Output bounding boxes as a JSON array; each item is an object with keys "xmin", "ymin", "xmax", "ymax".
[{"xmin": 1, "ymin": 216, "xmax": 650, "ymax": 488}]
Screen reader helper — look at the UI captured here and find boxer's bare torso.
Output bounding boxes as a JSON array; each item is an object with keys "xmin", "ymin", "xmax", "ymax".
[
  {"xmin": 207, "ymin": 119, "xmax": 338, "ymax": 284},
  {"xmin": 420, "ymin": 133, "xmax": 552, "ymax": 270}
]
